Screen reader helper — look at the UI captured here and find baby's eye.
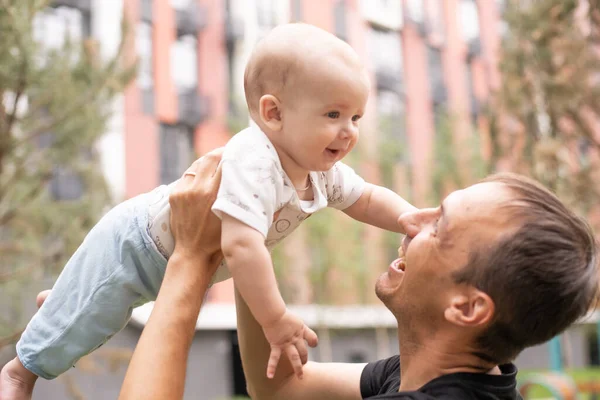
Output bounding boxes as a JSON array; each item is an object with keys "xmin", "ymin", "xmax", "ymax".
[
  {"xmin": 327, "ymin": 111, "xmax": 340, "ymax": 119},
  {"xmin": 352, "ymin": 114, "xmax": 362, "ymax": 122}
]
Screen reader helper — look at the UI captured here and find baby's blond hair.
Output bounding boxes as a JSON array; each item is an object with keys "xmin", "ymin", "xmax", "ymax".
[{"xmin": 243, "ymin": 23, "xmax": 359, "ymax": 117}]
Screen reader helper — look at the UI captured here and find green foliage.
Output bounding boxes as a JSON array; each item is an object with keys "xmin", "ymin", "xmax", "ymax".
[
  {"xmin": 0, "ymin": 0, "xmax": 135, "ymax": 350},
  {"xmin": 302, "ymin": 208, "xmax": 367, "ymax": 304},
  {"xmin": 429, "ymin": 108, "xmax": 488, "ymax": 205},
  {"xmin": 489, "ymin": 0, "xmax": 600, "ymax": 222},
  {"xmin": 377, "ymin": 113, "xmax": 411, "ymax": 264},
  {"xmin": 377, "ymin": 115, "xmax": 405, "ymax": 189}
]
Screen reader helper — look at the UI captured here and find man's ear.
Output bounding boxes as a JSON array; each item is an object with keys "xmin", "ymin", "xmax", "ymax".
[
  {"xmin": 258, "ymin": 94, "xmax": 283, "ymax": 132},
  {"xmin": 444, "ymin": 289, "xmax": 495, "ymax": 328}
]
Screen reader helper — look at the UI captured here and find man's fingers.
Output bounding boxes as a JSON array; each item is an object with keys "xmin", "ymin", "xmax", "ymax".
[
  {"xmin": 36, "ymin": 290, "xmax": 51, "ymax": 309},
  {"xmin": 285, "ymin": 345, "xmax": 304, "ymax": 379},
  {"xmin": 175, "ymin": 147, "xmax": 224, "ymax": 194},
  {"xmin": 188, "ymin": 148, "xmax": 224, "ymax": 181},
  {"xmin": 266, "ymin": 347, "xmax": 282, "ymax": 379},
  {"xmin": 304, "ymin": 326, "xmax": 319, "ymax": 348}
]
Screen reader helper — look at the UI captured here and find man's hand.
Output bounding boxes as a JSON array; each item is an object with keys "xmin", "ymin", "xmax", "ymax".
[
  {"xmin": 169, "ymin": 148, "xmax": 224, "ymax": 265},
  {"xmin": 263, "ymin": 310, "xmax": 318, "ymax": 380}
]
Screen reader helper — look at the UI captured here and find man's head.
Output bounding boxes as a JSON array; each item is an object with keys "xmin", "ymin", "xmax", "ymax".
[
  {"xmin": 244, "ymin": 23, "xmax": 370, "ymax": 172},
  {"xmin": 376, "ymin": 173, "xmax": 598, "ymax": 364}
]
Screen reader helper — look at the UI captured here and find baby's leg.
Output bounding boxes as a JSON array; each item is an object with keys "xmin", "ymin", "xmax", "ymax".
[{"xmin": 1, "ymin": 196, "xmax": 166, "ymax": 396}]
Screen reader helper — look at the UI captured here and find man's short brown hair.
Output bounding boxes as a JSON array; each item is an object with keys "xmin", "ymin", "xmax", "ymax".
[{"xmin": 453, "ymin": 173, "xmax": 599, "ymax": 364}]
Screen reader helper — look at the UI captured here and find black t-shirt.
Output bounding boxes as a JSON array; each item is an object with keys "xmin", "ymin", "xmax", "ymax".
[{"xmin": 360, "ymin": 356, "xmax": 522, "ymax": 399}]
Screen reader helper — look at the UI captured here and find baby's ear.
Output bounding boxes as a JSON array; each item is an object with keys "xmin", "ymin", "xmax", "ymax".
[{"xmin": 259, "ymin": 95, "xmax": 283, "ymax": 132}]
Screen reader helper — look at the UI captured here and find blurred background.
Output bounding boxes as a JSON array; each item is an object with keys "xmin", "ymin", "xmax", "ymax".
[{"xmin": 1, "ymin": 0, "xmax": 599, "ymax": 398}]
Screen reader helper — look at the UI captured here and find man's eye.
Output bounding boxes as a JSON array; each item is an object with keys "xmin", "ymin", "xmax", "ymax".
[
  {"xmin": 352, "ymin": 115, "xmax": 362, "ymax": 122},
  {"xmin": 327, "ymin": 111, "xmax": 340, "ymax": 119}
]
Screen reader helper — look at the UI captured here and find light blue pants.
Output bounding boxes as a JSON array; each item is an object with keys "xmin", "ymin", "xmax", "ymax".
[{"xmin": 16, "ymin": 187, "xmax": 169, "ymax": 379}]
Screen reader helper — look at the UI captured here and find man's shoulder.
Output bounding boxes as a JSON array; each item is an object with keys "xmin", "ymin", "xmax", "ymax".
[
  {"xmin": 360, "ymin": 356, "xmax": 401, "ymax": 398},
  {"xmin": 362, "ymin": 361, "xmax": 521, "ymax": 400}
]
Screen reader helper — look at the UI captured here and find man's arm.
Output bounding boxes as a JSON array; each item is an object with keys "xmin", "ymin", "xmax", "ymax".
[
  {"xmin": 119, "ymin": 150, "xmax": 224, "ymax": 400},
  {"xmin": 343, "ymin": 183, "xmax": 416, "ymax": 233},
  {"xmin": 118, "ymin": 252, "xmax": 220, "ymax": 400},
  {"xmin": 235, "ymin": 288, "xmax": 366, "ymax": 400}
]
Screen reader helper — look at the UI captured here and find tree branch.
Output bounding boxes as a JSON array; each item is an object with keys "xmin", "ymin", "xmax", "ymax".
[
  {"xmin": 564, "ymin": 109, "xmax": 600, "ymax": 153},
  {"xmin": 0, "ymin": 263, "xmax": 40, "ymax": 284},
  {"xmin": 12, "ymin": 23, "xmax": 132, "ymax": 150},
  {"xmin": 0, "ymin": 330, "xmax": 24, "ymax": 350}
]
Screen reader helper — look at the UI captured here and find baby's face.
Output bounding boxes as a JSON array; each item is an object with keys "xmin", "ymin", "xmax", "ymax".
[{"xmin": 277, "ymin": 62, "xmax": 370, "ymax": 172}]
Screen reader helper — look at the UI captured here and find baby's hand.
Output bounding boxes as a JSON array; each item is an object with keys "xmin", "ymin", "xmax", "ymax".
[{"xmin": 262, "ymin": 310, "xmax": 318, "ymax": 379}]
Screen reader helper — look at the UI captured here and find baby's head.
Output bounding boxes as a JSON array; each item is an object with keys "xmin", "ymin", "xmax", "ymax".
[{"xmin": 244, "ymin": 23, "xmax": 370, "ymax": 172}]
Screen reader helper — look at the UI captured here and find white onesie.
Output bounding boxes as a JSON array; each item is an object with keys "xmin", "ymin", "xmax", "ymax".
[{"xmin": 148, "ymin": 124, "xmax": 366, "ymax": 283}]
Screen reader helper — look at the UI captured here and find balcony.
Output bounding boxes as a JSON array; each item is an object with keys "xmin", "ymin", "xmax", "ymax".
[
  {"xmin": 431, "ymin": 83, "xmax": 448, "ymax": 105},
  {"xmin": 140, "ymin": 0, "xmax": 152, "ymax": 22},
  {"xmin": 225, "ymin": 15, "xmax": 244, "ymax": 44},
  {"xmin": 376, "ymin": 67, "xmax": 403, "ymax": 94},
  {"xmin": 51, "ymin": 0, "xmax": 91, "ymax": 12},
  {"xmin": 467, "ymin": 37, "xmax": 482, "ymax": 60},
  {"xmin": 178, "ymin": 90, "xmax": 210, "ymax": 127},
  {"xmin": 176, "ymin": 3, "xmax": 207, "ymax": 37}
]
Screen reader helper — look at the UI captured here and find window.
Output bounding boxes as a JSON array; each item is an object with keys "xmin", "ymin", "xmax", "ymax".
[
  {"xmin": 425, "ymin": 0, "xmax": 445, "ymax": 39},
  {"xmin": 406, "ymin": 0, "xmax": 425, "ymax": 25},
  {"xmin": 256, "ymin": 0, "xmax": 276, "ymax": 28},
  {"xmin": 50, "ymin": 167, "xmax": 84, "ymax": 201},
  {"xmin": 458, "ymin": 0, "xmax": 480, "ymax": 43},
  {"xmin": 33, "ymin": 6, "xmax": 89, "ymax": 50},
  {"xmin": 334, "ymin": 1, "xmax": 347, "ymax": 41},
  {"xmin": 579, "ymin": 138, "xmax": 591, "ymax": 167},
  {"xmin": 136, "ymin": 21, "xmax": 154, "ymax": 114},
  {"xmin": 427, "ymin": 46, "xmax": 446, "ymax": 105},
  {"xmin": 378, "ymin": 90, "xmax": 406, "ymax": 154},
  {"xmin": 159, "ymin": 124, "xmax": 194, "ymax": 184},
  {"xmin": 141, "ymin": 0, "xmax": 153, "ymax": 22},
  {"xmin": 170, "ymin": 0, "xmax": 191, "ymax": 9},
  {"xmin": 367, "ymin": 27, "xmax": 404, "ymax": 92},
  {"xmin": 465, "ymin": 60, "xmax": 478, "ymax": 125},
  {"xmin": 360, "ymin": 0, "xmax": 403, "ymax": 30},
  {"xmin": 291, "ymin": 0, "xmax": 303, "ymax": 22},
  {"xmin": 171, "ymin": 35, "xmax": 198, "ymax": 92},
  {"xmin": 136, "ymin": 22, "xmax": 153, "ymax": 90},
  {"xmin": 37, "ymin": 131, "xmax": 86, "ymax": 202},
  {"xmin": 347, "ymin": 351, "xmax": 367, "ymax": 363},
  {"xmin": 496, "ymin": 0, "xmax": 509, "ymax": 38}
]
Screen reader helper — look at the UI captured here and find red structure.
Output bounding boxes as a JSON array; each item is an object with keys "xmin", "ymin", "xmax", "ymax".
[{"xmin": 119, "ymin": 0, "xmax": 503, "ymax": 303}]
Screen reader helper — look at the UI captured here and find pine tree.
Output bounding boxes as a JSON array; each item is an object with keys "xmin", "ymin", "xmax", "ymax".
[
  {"xmin": 489, "ymin": 0, "xmax": 600, "ymax": 226},
  {"xmin": 0, "ymin": 0, "xmax": 135, "ymax": 356}
]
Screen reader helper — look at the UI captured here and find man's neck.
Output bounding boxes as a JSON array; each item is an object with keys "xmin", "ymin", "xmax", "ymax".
[{"xmin": 398, "ymin": 333, "xmax": 499, "ymax": 392}]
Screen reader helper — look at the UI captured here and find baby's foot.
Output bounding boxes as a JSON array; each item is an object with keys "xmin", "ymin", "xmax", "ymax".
[{"xmin": 0, "ymin": 358, "xmax": 37, "ymax": 400}]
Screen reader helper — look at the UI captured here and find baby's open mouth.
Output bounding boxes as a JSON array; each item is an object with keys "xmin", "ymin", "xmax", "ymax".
[{"xmin": 326, "ymin": 148, "xmax": 340, "ymax": 156}]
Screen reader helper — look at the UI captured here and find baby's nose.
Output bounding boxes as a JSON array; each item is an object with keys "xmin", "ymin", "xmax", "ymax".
[
  {"xmin": 398, "ymin": 211, "xmax": 420, "ymax": 237},
  {"xmin": 398, "ymin": 208, "xmax": 436, "ymax": 237}
]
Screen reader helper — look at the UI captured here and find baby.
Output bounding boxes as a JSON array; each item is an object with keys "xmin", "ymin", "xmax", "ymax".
[{"xmin": 0, "ymin": 23, "xmax": 415, "ymax": 398}]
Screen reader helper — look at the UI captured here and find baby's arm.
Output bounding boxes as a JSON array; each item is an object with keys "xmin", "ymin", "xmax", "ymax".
[
  {"xmin": 343, "ymin": 183, "xmax": 416, "ymax": 233},
  {"xmin": 221, "ymin": 214, "xmax": 317, "ymax": 379}
]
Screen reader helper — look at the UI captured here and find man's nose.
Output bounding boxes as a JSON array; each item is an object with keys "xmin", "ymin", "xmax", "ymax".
[{"xmin": 397, "ymin": 208, "xmax": 437, "ymax": 237}]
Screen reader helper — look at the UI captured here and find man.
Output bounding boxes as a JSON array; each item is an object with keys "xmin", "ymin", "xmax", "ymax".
[
  {"xmin": 236, "ymin": 173, "xmax": 599, "ymax": 399},
  {"xmin": 11, "ymin": 163, "xmax": 597, "ymax": 399}
]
